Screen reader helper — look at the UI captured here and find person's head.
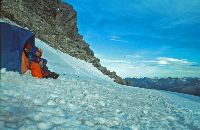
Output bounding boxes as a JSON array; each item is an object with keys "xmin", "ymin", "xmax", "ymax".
[
  {"xmin": 35, "ymin": 48, "xmax": 43, "ymax": 57},
  {"xmin": 24, "ymin": 43, "xmax": 32, "ymax": 53}
]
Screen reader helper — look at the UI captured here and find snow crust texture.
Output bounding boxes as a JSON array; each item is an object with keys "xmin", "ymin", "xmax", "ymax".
[{"xmin": 1, "ymin": 39, "xmax": 200, "ymax": 130}]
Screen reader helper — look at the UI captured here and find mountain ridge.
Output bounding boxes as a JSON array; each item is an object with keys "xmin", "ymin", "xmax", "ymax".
[{"xmin": 125, "ymin": 77, "xmax": 200, "ymax": 96}]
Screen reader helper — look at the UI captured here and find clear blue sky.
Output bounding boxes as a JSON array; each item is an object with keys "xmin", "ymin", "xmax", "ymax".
[{"xmin": 65, "ymin": 0, "xmax": 200, "ymax": 78}]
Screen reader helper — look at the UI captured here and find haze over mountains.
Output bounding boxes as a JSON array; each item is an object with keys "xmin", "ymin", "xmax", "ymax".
[{"xmin": 125, "ymin": 77, "xmax": 200, "ymax": 96}]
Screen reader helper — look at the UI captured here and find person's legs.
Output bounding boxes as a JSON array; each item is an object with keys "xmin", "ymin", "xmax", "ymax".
[
  {"xmin": 42, "ymin": 69, "xmax": 59, "ymax": 79},
  {"xmin": 30, "ymin": 62, "xmax": 43, "ymax": 78}
]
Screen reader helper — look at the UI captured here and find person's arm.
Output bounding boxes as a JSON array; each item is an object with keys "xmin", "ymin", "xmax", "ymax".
[
  {"xmin": 28, "ymin": 53, "xmax": 39, "ymax": 66},
  {"xmin": 42, "ymin": 59, "xmax": 48, "ymax": 65},
  {"xmin": 39, "ymin": 60, "xmax": 44, "ymax": 68}
]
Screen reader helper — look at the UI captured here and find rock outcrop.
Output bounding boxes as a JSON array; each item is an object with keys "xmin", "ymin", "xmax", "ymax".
[{"xmin": 0, "ymin": 0, "xmax": 127, "ymax": 85}]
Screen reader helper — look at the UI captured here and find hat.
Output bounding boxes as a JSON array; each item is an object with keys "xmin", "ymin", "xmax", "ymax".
[{"xmin": 25, "ymin": 43, "xmax": 32, "ymax": 49}]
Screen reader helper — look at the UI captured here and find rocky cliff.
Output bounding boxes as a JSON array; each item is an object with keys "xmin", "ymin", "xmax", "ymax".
[{"xmin": 0, "ymin": 0, "xmax": 126, "ymax": 85}]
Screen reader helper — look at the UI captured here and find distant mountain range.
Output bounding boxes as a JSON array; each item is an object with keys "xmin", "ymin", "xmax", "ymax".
[{"xmin": 125, "ymin": 77, "xmax": 200, "ymax": 96}]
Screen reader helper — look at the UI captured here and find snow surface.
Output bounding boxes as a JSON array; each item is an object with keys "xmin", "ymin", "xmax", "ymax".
[{"xmin": 1, "ymin": 21, "xmax": 200, "ymax": 130}]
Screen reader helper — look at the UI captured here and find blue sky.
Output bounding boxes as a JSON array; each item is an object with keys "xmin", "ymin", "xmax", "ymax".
[{"xmin": 65, "ymin": 0, "xmax": 200, "ymax": 78}]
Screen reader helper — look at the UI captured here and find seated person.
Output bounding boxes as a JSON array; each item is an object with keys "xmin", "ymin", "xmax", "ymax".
[
  {"xmin": 23, "ymin": 43, "xmax": 59, "ymax": 79},
  {"xmin": 32, "ymin": 48, "xmax": 59, "ymax": 79},
  {"xmin": 21, "ymin": 43, "xmax": 32, "ymax": 74},
  {"xmin": 23, "ymin": 43, "xmax": 32, "ymax": 56},
  {"xmin": 23, "ymin": 45, "xmax": 43, "ymax": 78}
]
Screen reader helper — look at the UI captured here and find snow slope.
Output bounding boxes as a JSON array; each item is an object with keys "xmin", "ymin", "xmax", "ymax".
[{"xmin": 1, "ymin": 22, "xmax": 200, "ymax": 130}]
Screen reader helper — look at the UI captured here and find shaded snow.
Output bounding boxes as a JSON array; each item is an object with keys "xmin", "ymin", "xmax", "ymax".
[{"xmin": 1, "ymin": 22, "xmax": 200, "ymax": 129}]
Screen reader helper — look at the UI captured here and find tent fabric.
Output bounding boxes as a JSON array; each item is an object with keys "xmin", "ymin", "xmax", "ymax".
[
  {"xmin": 0, "ymin": 22, "xmax": 35, "ymax": 74},
  {"xmin": 21, "ymin": 52, "xmax": 30, "ymax": 74}
]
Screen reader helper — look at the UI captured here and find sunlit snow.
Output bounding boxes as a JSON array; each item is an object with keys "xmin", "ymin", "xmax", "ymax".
[{"xmin": 0, "ymin": 22, "xmax": 200, "ymax": 130}]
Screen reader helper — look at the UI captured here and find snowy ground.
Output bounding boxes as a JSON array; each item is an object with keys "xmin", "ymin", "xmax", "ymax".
[{"xmin": 1, "ymin": 21, "xmax": 200, "ymax": 130}]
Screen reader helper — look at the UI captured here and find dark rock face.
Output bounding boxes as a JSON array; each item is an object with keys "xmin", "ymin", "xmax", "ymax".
[
  {"xmin": 1, "ymin": 0, "xmax": 126, "ymax": 85},
  {"xmin": 125, "ymin": 77, "xmax": 200, "ymax": 96}
]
